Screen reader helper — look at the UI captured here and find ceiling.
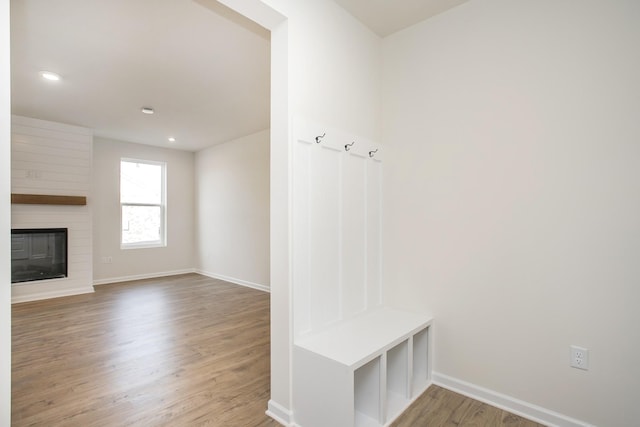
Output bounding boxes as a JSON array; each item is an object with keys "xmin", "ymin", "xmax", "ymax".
[
  {"xmin": 10, "ymin": 0, "xmax": 271, "ymax": 152},
  {"xmin": 333, "ymin": 0, "xmax": 469, "ymax": 37},
  {"xmin": 10, "ymin": 0, "xmax": 468, "ymax": 152}
]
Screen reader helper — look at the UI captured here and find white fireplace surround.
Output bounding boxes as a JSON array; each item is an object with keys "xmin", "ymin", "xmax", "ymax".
[{"xmin": 10, "ymin": 115, "xmax": 93, "ymax": 303}]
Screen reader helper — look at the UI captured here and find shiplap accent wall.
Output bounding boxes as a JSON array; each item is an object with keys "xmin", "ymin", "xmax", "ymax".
[{"xmin": 11, "ymin": 115, "xmax": 93, "ymax": 303}]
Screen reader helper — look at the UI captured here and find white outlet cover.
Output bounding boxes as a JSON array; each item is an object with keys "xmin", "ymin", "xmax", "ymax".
[{"xmin": 570, "ymin": 345, "xmax": 589, "ymax": 370}]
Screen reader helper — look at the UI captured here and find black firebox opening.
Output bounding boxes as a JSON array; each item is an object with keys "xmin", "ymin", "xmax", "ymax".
[{"xmin": 11, "ymin": 228, "xmax": 68, "ymax": 284}]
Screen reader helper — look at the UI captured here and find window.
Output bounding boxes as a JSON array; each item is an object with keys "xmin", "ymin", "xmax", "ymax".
[{"xmin": 120, "ymin": 159, "xmax": 166, "ymax": 248}]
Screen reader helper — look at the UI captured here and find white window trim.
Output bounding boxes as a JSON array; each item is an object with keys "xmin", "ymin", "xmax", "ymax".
[{"xmin": 120, "ymin": 158, "xmax": 167, "ymax": 250}]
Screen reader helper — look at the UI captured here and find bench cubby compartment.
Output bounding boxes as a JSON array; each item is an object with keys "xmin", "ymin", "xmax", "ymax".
[
  {"xmin": 293, "ymin": 308, "xmax": 432, "ymax": 427},
  {"xmin": 412, "ymin": 327, "xmax": 430, "ymax": 395},
  {"xmin": 386, "ymin": 340, "xmax": 410, "ymax": 422},
  {"xmin": 355, "ymin": 356, "xmax": 382, "ymax": 426}
]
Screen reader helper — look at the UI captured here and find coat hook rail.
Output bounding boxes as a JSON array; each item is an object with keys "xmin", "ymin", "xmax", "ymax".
[
  {"xmin": 369, "ymin": 149, "xmax": 378, "ymax": 158},
  {"xmin": 345, "ymin": 141, "xmax": 355, "ymax": 152},
  {"xmin": 315, "ymin": 133, "xmax": 326, "ymax": 144}
]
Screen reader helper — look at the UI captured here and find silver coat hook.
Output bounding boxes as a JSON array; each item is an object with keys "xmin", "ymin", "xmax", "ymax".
[
  {"xmin": 345, "ymin": 141, "xmax": 355, "ymax": 152},
  {"xmin": 369, "ymin": 149, "xmax": 378, "ymax": 158},
  {"xmin": 315, "ymin": 133, "xmax": 326, "ymax": 144}
]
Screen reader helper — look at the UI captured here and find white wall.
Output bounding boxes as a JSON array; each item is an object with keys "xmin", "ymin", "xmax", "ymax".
[
  {"xmin": 219, "ymin": 0, "xmax": 382, "ymax": 422},
  {"xmin": 93, "ymin": 137, "xmax": 195, "ymax": 283},
  {"xmin": 11, "ymin": 116, "xmax": 94, "ymax": 303},
  {"xmin": 195, "ymin": 129, "xmax": 270, "ymax": 290},
  {"xmin": 291, "ymin": 120, "xmax": 383, "ymax": 339},
  {"xmin": 264, "ymin": 1, "xmax": 382, "ymax": 420},
  {"xmin": 268, "ymin": 0, "xmax": 381, "ymax": 141},
  {"xmin": 382, "ymin": 1, "xmax": 640, "ymax": 426},
  {"xmin": 0, "ymin": 0, "xmax": 11, "ymax": 423}
]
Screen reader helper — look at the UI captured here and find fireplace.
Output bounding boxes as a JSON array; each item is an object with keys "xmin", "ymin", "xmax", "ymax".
[{"xmin": 11, "ymin": 228, "xmax": 68, "ymax": 284}]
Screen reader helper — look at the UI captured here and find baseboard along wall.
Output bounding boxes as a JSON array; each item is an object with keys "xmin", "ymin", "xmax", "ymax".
[
  {"xmin": 13, "ymin": 269, "xmax": 266, "ymax": 303},
  {"xmin": 432, "ymin": 372, "xmax": 595, "ymax": 427},
  {"xmin": 11, "ymin": 286, "xmax": 95, "ymax": 304},
  {"xmin": 92, "ymin": 269, "xmax": 197, "ymax": 286},
  {"xmin": 195, "ymin": 270, "xmax": 270, "ymax": 293},
  {"xmin": 266, "ymin": 399, "xmax": 293, "ymax": 426}
]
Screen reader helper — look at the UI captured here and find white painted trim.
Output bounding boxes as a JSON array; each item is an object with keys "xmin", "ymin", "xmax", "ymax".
[
  {"xmin": 266, "ymin": 399, "xmax": 293, "ymax": 426},
  {"xmin": 92, "ymin": 269, "xmax": 195, "ymax": 286},
  {"xmin": 11, "ymin": 286, "xmax": 94, "ymax": 304},
  {"xmin": 196, "ymin": 269, "xmax": 270, "ymax": 293},
  {"xmin": 432, "ymin": 372, "xmax": 595, "ymax": 427},
  {"xmin": 0, "ymin": 3, "xmax": 12, "ymax": 425},
  {"xmin": 216, "ymin": 0, "xmax": 286, "ymax": 29}
]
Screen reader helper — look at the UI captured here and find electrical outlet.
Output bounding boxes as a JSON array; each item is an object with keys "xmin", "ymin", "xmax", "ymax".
[
  {"xmin": 570, "ymin": 345, "xmax": 589, "ymax": 370},
  {"xmin": 26, "ymin": 170, "xmax": 43, "ymax": 179}
]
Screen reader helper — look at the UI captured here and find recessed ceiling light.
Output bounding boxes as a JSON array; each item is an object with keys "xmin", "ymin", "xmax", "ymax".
[
  {"xmin": 168, "ymin": 137, "xmax": 176, "ymax": 142},
  {"xmin": 40, "ymin": 71, "xmax": 61, "ymax": 81},
  {"xmin": 141, "ymin": 107, "xmax": 154, "ymax": 115}
]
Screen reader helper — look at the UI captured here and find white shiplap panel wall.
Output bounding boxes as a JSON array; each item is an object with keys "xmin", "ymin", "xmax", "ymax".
[
  {"xmin": 309, "ymin": 142, "xmax": 342, "ymax": 331},
  {"xmin": 293, "ymin": 137, "xmax": 313, "ymax": 336},
  {"xmin": 367, "ymin": 157, "xmax": 382, "ymax": 308},
  {"xmin": 293, "ymin": 118, "xmax": 382, "ymax": 339},
  {"xmin": 11, "ymin": 115, "xmax": 94, "ymax": 303},
  {"xmin": 341, "ymin": 152, "xmax": 367, "ymax": 318}
]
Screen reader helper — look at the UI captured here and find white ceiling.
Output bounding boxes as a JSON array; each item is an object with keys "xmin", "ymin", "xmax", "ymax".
[
  {"xmin": 10, "ymin": 0, "xmax": 271, "ymax": 152},
  {"xmin": 11, "ymin": 1, "xmax": 468, "ymax": 152},
  {"xmin": 332, "ymin": 0, "xmax": 469, "ymax": 37}
]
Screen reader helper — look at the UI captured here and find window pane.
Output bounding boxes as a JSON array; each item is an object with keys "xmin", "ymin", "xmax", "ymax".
[
  {"xmin": 121, "ymin": 161, "xmax": 162, "ymax": 204},
  {"xmin": 122, "ymin": 205, "xmax": 161, "ymax": 244}
]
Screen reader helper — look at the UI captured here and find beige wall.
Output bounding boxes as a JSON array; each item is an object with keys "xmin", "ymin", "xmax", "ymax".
[
  {"xmin": 195, "ymin": 129, "xmax": 270, "ymax": 290},
  {"xmin": 382, "ymin": 1, "xmax": 640, "ymax": 426},
  {"xmin": 92, "ymin": 137, "xmax": 195, "ymax": 283}
]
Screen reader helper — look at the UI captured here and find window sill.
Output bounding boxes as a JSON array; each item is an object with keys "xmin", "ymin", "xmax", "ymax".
[{"xmin": 121, "ymin": 242, "xmax": 166, "ymax": 250}]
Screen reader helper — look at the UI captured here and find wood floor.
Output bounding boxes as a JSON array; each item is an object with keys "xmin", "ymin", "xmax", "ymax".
[
  {"xmin": 391, "ymin": 386, "xmax": 545, "ymax": 427},
  {"xmin": 12, "ymin": 274, "xmax": 277, "ymax": 427},
  {"xmin": 12, "ymin": 273, "xmax": 544, "ymax": 426}
]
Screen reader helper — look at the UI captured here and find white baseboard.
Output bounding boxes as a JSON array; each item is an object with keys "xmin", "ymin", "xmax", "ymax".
[
  {"xmin": 266, "ymin": 400, "xmax": 293, "ymax": 426},
  {"xmin": 11, "ymin": 286, "xmax": 94, "ymax": 304},
  {"xmin": 433, "ymin": 372, "xmax": 594, "ymax": 427},
  {"xmin": 196, "ymin": 269, "xmax": 270, "ymax": 293},
  {"xmin": 92, "ymin": 269, "xmax": 196, "ymax": 286}
]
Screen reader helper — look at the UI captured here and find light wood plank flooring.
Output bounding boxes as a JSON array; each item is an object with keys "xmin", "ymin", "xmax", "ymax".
[
  {"xmin": 12, "ymin": 274, "xmax": 278, "ymax": 427},
  {"xmin": 13, "ymin": 273, "xmax": 544, "ymax": 426},
  {"xmin": 391, "ymin": 386, "xmax": 545, "ymax": 427}
]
